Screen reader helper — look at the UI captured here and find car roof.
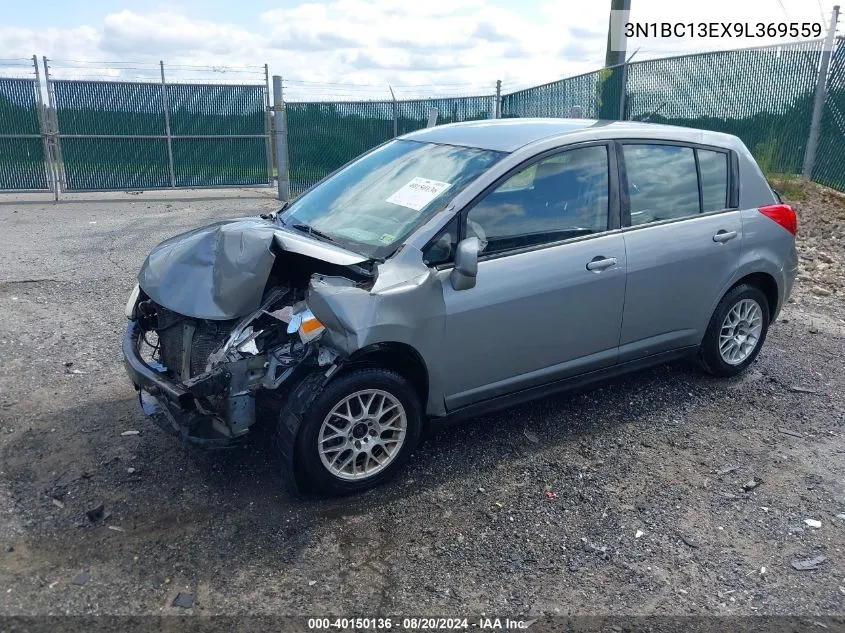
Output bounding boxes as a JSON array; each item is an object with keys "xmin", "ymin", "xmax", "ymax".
[{"xmin": 401, "ymin": 118, "xmax": 740, "ymax": 153}]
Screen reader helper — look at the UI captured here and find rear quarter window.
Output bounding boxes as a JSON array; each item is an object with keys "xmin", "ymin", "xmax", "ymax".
[{"xmin": 698, "ymin": 149, "xmax": 729, "ymax": 211}]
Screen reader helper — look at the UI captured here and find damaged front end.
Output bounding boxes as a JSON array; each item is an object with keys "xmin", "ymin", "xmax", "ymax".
[{"xmin": 123, "ymin": 284, "xmax": 343, "ymax": 446}]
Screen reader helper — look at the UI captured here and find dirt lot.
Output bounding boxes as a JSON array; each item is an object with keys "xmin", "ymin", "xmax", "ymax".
[{"xmin": 0, "ymin": 184, "xmax": 844, "ymax": 620}]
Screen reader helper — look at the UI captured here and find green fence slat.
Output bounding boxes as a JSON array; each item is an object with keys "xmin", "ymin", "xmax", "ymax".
[
  {"xmin": 814, "ymin": 38, "xmax": 845, "ymax": 190},
  {"xmin": 167, "ymin": 83, "xmax": 265, "ymax": 136},
  {"xmin": 51, "ymin": 79, "xmax": 269, "ymax": 191},
  {"xmin": 53, "ymin": 80, "xmax": 166, "ymax": 136},
  {"xmin": 286, "ymin": 96, "xmax": 494, "ymax": 196},
  {"xmin": 0, "ymin": 137, "xmax": 48, "ymax": 190},
  {"xmin": 623, "ymin": 41, "xmax": 822, "ymax": 175},
  {"xmin": 501, "ymin": 68, "xmax": 623, "ymax": 119},
  {"xmin": 0, "ymin": 77, "xmax": 49, "ymax": 190},
  {"xmin": 0, "ymin": 77, "xmax": 41, "ymax": 135},
  {"xmin": 59, "ymin": 138, "xmax": 169, "ymax": 190},
  {"xmin": 172, "ymin": 138, "xmax": 268, "ymax": 187}
]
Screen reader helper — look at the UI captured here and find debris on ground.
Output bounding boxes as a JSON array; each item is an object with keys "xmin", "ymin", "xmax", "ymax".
[
  {"xmin": 120, "ymin": 430, "xmax": 140, "ymax": 436},
  {"xmin": 804, "ymin": 519, "xmax": 822, "ymax": 529},
  {"xmin": 544, "ymin": 490, "xmax": 557, "ymax": 500},
  {"xmin": 172, "ymin": 592, "xmax": 194, "ymax": 609},
  {"xmin": 127, "ymin": 468, "xmax": 136, "ymax": 474},
  {"xmin": 635, "ymin": 530, "xmax": 644, "ymax": 539},
  {"xmin": 85, "ymin": 503, "xmax": 104, "ymax": 523},
  {"xmin": 716, "ymin": 465, "xmax": 738, "ymax": 475},
  {"xmin": 523, "ymin": 429, "xmax": 539, "ymax": 444},
  {"xmin": 742, "ymin": 478, "xmax": 762, "ymax": 492},
  {"xmin": 1, "ymin": 186, "xmax": 844, "ymax": 616},
  {"xmin": 791, "ymin": 555, "xmax": 827, "ymax": 571},
  {"xmin": 51, "ymin": 498, "xmax": 64, "ymax": 509},
  {"xmin": 107, "ymin": 525, "xmax": 125, "ymax": 532},
  {"xmin": 779, "ymin": 428, "xmax": 804, "ymax": 438},
  {"xmin": 72, "ymin": 571, "xmax": 90, "ymax": 586},
  {"xmin": 680, "ymin": 535, "xmax": 699, "ymax": 549},
  {"xmin": 788, "ymin": 386, "xmax": 820, "ymax": 394}
]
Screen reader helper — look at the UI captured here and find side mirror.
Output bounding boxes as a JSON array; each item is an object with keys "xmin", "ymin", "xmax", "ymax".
[{"xmin": 450, "ymin": 237, "xmax": 480, "ymax": 291}]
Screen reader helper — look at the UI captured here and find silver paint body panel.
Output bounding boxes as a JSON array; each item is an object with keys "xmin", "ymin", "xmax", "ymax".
[{"xmin": 137, "ymin": 119, "xmax": 797, "ymax": 416}]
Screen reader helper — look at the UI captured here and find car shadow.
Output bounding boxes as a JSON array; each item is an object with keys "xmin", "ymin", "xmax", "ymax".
[{"xmin": 2, "ymin": 358, "xmax": 723, "ymax": 565}]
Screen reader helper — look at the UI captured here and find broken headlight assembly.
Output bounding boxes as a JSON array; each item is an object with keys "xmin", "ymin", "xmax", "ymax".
[{"xmin": 125, "ymin": 283, "xmax": 141, "ymax": 319}]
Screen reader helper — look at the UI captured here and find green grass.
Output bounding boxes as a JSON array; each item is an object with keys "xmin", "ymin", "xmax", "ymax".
[{"xmin": 768, "ymin": 174, "xmax": 808, "ymax": 202}]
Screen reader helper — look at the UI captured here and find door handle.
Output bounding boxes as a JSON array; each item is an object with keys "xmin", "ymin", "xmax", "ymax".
[
  {"xmin": 586, "ymin": 256, "xmax": 618, "ymax": 272},
  {"xmin": 713, "ymin": 230, "xmax": 738, "ymax": 243}
]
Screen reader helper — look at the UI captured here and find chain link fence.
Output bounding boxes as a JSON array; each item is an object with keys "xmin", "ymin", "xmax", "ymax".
[
  {"xmin": 49, "ymin": 76, "xmax": 271, "ymax": 191},
  {"xmin": 814, "ymin": 38, "xmax": 845, "ymax": 191},
  {"xmin": 0, "ymin": 59, "xmax": 51, "ymax": 192},
  {"xmin": 2, "ymin": 40, "xmax": 845, "ymax": 197},
  {"xmin": 283, "ymin": 39, "xmax": 845, "ymax": 197},
  {"xmin": 285, "ymin": 95, "xmax": 494, "ymax": 196},
  {"xmin": 501, "ymin": 68, "xmax": 623, "ymax": 119},
  {"xmin": 624, "ymin": 40, "xmax": 824, "ymax": 177}
]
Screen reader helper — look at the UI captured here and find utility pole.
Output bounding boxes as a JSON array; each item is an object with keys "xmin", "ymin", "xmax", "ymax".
[
  {"xmin": 802, "ymin": 4, "xmax": 840, "ymax": 181},
  {"xmin": 605, "ymin": 0, "xmax": 631, "ymax": 68},
  {"xmin": 600, "ymin": 0, "xmax": 631, "ymax": 119},
  {"xmin": 495, "ymin": 79, "xmax": 502, "ymax": 118}
]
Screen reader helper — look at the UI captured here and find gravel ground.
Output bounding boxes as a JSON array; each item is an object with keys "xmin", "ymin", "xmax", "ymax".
[{"xmin": 0, "ymin": 185, "xmax": 843, "ymax": 619}]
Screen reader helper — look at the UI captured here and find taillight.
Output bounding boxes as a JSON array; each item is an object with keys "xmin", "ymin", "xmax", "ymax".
[{"xmin": 759, "ymin": 203, "xmax": 797, "ymax": 236}]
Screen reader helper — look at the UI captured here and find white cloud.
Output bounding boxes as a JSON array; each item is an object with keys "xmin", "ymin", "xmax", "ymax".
[{"xmin": 0, "ymin": 0, "xmax": 835, "ymax": 99}]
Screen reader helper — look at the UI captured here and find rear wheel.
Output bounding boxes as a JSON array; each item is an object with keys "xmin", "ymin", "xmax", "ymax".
[
  {"xmin": 699, "ymin": 284, "xmax": 770, "ymax": 377},
  {"xmin": 289, "ymin": 368, "xmax": 422, "ymax": 495}
]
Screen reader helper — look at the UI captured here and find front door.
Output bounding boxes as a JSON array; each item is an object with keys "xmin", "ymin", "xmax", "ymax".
[{"xmin": 434, "ymin": 144, "xmax": 628, "ymax": 410}]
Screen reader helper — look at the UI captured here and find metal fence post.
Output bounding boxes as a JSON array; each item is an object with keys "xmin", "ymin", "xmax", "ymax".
[
  {"xmin": 389, "ymin": 86, "xmax": 398, "ymax": 137},
  {"xmin": 495, "ymin": 79, "xmax": 502, "ymax": 118},
  {"xmin": 32, "ymin": 54, "xmax": 57, "ymax": 200},
  {"xmin": 42, "ymin": 56, "xmax": 64, "ymax": 197},
  {"xmin": 263, "ymin": 64, "xmax": 273, "ymax": 185},
  {"xmin": 273, "ymin": 75, "xmax": 290, "ymax": 201},
  {"xmin": 802, "ymin": 4, "xmax": 840, "ymax": 180},
  {"xmin": 160, "ymin": 61, "xmax": 176, "ymax": 188}
]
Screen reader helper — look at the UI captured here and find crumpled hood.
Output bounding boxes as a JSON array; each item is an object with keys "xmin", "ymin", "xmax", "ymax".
[{"xmin": 138, "ymin": 217, "xmax": 368, "ymax": 320}]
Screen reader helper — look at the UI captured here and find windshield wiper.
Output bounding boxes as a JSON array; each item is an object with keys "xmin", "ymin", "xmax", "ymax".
[
  {"xmin": 260, "ymin": 200, "xmax": 289, "ymax": 222},
  {"xmin": 289, "ymin": 223, "xmax": 337, "ymax": 244}
]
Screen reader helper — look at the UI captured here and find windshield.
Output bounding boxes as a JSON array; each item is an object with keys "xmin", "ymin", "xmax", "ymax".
[{"xmin": 278, "ymin": 139, "xmax": 504, "ymax": 259}]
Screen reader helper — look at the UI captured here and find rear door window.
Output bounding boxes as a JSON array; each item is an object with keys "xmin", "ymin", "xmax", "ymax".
[{"xmin": 623, "ymin": 144, "xmax": 700, "ymax": 225}]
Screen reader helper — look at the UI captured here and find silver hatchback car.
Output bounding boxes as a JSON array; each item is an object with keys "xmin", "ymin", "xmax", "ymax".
[{"xmin": 123, "ymin": 119, "xmax": 798, "ymax": 495}]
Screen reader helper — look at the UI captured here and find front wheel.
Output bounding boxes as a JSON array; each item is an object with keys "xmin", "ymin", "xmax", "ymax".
[
  {"xmin": 699, "ymin": 284, "xmax": 770, "ymax": 377},
  {"xmin": 289, "ymin": 368, "xmax": 422, "ymax": 495}
]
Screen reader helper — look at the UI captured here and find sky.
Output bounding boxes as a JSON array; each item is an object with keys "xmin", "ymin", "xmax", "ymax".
[{"xmin": 0, "ymin": 0, "xmax": 839, "ymax": 100}]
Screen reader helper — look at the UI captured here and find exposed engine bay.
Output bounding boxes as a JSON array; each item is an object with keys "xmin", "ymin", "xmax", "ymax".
[
  {"xmin": 132, "ymin": 280, "xmax": 352, "ymax": 443},
  {"xmin": 123, "ymin": 213, "xmax": 450, "ymax": 460}
]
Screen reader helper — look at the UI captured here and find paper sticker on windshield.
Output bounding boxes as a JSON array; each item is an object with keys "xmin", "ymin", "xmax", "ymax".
[{"xmin": 386, "ymin": 177, "xmax": 452, "ymax": 211}]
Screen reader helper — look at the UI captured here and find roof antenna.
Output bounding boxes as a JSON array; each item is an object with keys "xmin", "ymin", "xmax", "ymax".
[{"xmin": 641, "ymin": 101, "xmax": 667, "ymax": 122}]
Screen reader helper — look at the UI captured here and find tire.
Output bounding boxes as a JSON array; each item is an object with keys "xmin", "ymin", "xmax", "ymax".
[
  {"xmin": 287, "ymin": 368, "xmax": 422, "ymax": 496},
  {"xmin": 698, "ymin": 283, "xmax": 770, "ymax": 377}
]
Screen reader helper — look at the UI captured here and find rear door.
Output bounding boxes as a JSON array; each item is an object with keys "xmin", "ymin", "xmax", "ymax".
[{"xmin": 618, "ymin": 142, "xmax": 742, "ymax": 361}]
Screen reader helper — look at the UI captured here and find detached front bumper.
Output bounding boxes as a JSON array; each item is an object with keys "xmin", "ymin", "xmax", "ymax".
[
  {"xmin": 123, "ymin": 320, "xmax": 237, "ymax": 446},
  {"xmin": 123, "ymin": 320, "xmax": 195, "ymax": 411}
]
